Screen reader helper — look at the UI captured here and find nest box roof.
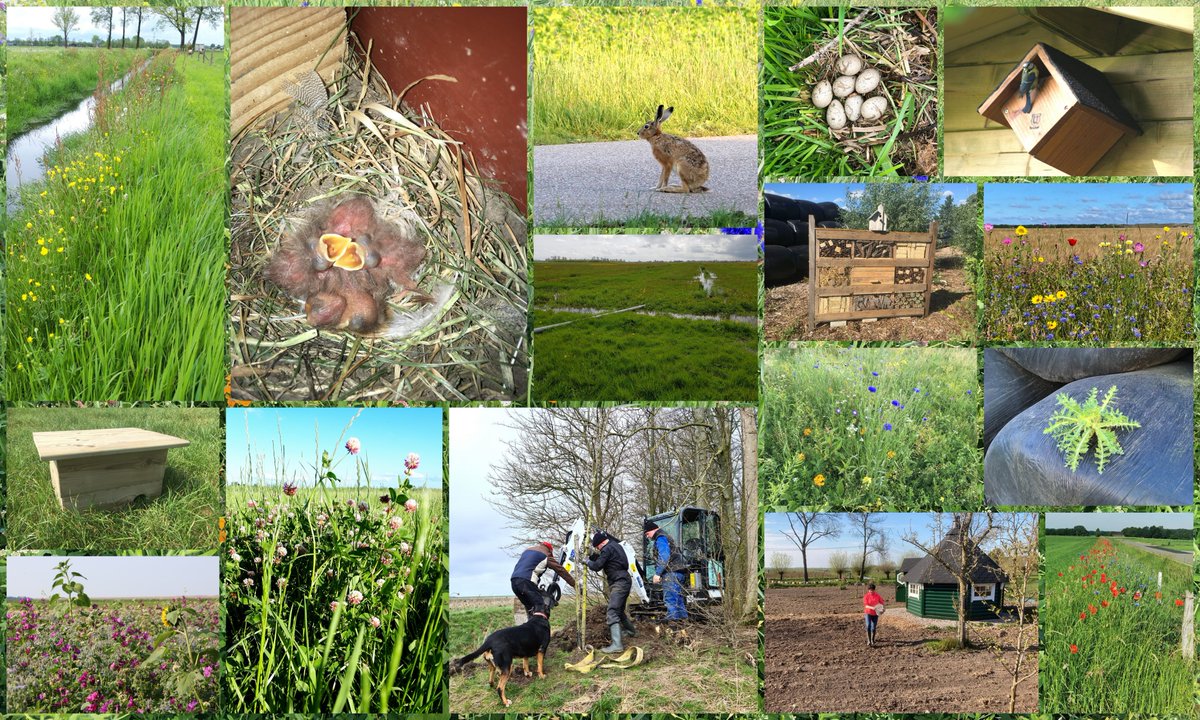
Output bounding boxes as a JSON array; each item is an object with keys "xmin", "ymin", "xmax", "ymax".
[
  {"xmin": 977, "ymin": 42, "xmax": 1142, "ymax": 134},
  {"xmin": 905, "ymin": 520, "xmax": 1009, "ymax": 586}
]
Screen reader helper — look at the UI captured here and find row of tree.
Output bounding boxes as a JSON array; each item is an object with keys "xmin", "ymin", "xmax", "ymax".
[
  {"xmin": 1047, "ymin": 524, "xmax": 1191, "ymax": 539},
  {"xmin": 839, "ymin": 183, "xmax": 983, "ymax": 257},
  {"xmin": 33, "ymin": 7, "xmax": 222, "ymax": 51}
]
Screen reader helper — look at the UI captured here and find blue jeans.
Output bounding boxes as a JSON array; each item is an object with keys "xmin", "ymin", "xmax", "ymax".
[
  {"xmin": 864, "ymin": 613, "xmax": 879, "ymax": 632},
  {"xmin": 663, "ymin": 571, "xmax": 688, "ymax": 620}
]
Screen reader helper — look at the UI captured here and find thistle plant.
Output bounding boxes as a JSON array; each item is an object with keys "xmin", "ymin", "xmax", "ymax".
[{"xmin": 1043, "ymin": 385, "xmax": 1141, "ymax": 474}]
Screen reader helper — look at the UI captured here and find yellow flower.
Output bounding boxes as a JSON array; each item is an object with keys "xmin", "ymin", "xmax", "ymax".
[
  {"xmin": 40, "ymin": 247, "xmax": 48, "ymax": 256},
  {"xmin": 24, "ymin": 222, "xmax": 32, "ymax": 230},
  {"xmin": 795, "ymin": 452, "xmax": 806, "ymax": 462},
  {"xmin": 85, "ymin": 273, "xmax": 93, "ymax": 281},
  {"xmin": 25, "ymin": 336, "xmax": 32, "ymax": 344},
  {"xmin": 813, "ymin": 474, "xmax": 826, "ymax": 487},
  {"xmin": 887, "ymin": 450, "xmax": 896, "ymax": 459},
  {"xmin": 1015, "ymin": 225, "xmax": 1028, "ymax": 236},
  {"xmin": 1036, "ymin": 256, "xmax": 1044, "ymax": 263},
  {"xmin": 1125, "ymin": 239, "xmax": 1133, "ymax": 245},
  {"xmin": 59, "ymin": 318, "xmax": 66, "ymax": 325},
  {"xmin": 1056, "ymin": 290, "xmax": 1067, "ymax": 299},
  {"xmin": 48, "ymin": 209, "xmax": 55, "ymax": 216},
  {"xmin": 1164, "ymin": 226, "xmax": 1171, "ymax": 233},
  {"xmin": 1047, "ymin": 320, "xmax": 1058, "ymax": 330},
  {"xmin": 862, "ymin": 476, "xmax": 873, "ymax": 486},
  {"xmin": 162, "ymin": 606, "xmax": 170, "ymax": 627},
  {"xmin": 1031, "ymin": 295, "xmax": 1043, "ymax": 304},
  {"xmin": 803, "ymin": 427, "xmax": 812, "ymax": 436}
]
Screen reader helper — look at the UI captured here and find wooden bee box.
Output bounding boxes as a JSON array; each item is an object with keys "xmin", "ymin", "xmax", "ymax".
[
  {"xmin": 32, "ymin": 428, "xmax": 190, "ymax": 511},
  {"xmin": 807, "ymin": 218, "xmax": 938, "ymax": 331},
  {"xmin": 977, "ymin": 43, "xmax": 1141, "ymax": 175}
]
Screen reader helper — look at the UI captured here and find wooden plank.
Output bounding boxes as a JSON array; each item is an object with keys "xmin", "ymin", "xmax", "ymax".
[
  {"xmin": 33, "ymin": 428, "xmax": 190, "ymax": 461},
  {"xmin": 944, "ymin": 8, "xmax": 1031, "ymax": 54},
  {"xmin": 817, "ymin": 283, "xmax": 925, "ymax": 297},
  {"xmin": 817, "ymin": 258, "xmax": 931, "ymax": 268},
  {"xmin": 815, "ymin": 307, "xmax": 926, "ymax": 322},
  {"xmin": 924, "ymin": 222, "xmax": 938, "ymax": 316},
  {"xmin": 812, "ymin": 228, "xmax": 933, "ymax": 243},
  {"xmin": 946, "ymin": 52, "xmax": 1193, "ymax": 131},
  {"xmin": 943, "ymin": 119, "xmax": 1192, "ymax": 176},
  {"xmin": 1032, "ymin": 105, "xmax": 1133, "ymax": 175},
  {"xmin": 807, "ymin": 215, "xmax": 817, "ymax": 332},
  {"xmin": 51, "ymin": 449, "xmax": 169, "ymax": 511},
  {"xmin": 848, "ymin": 266, "xmax": 895, "ymax": 286},
  {"xmin": 1098, "ymin": 7, "xmax": 1193, "ymax": 34}
]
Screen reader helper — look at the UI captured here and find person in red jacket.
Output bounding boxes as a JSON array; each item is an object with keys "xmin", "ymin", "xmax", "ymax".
[{"xmin": 863, "ymin": 583, "xmax": 884, "ymax": 647}]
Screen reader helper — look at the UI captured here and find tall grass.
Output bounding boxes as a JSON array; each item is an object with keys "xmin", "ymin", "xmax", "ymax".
[
  {"xmin": 222, "ymin": 430, "xmax": 445, "ymax": 712},
  {"xmin": 7, "ymin": 47, "xmax": 151, "ymax": 136},
  {"xmin": 533, "ymin": 7, "xmax": 756, "ymax": 143},
  {"xmin": 761, "ymin": 347, "xmax": 983, "ymax": 510},
  {"xmin": 982, "ymin": 225, "xmax": 1194, "ymax": 342},
  {"xmin": 5, "ymin": 405, "xmax": 222, "ymax": 551},
  {"xmin": 1041, "ymin": 536, "xmax": 1193, "ymax": 713},
  {"xmin": 6, "ymin": 52, "xmax": 226, "ymax": 400}
]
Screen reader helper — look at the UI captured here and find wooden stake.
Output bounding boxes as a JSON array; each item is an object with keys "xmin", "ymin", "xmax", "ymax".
[{"xmin": 1183, "ymin": 591, "xmax": 1194, "ymax": 660}]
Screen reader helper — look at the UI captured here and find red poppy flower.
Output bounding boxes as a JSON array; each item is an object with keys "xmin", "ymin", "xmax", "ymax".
[
  {"xmin": 1088, "ymin": 604, "xmax": 1098, "ymax": 614},
  {"xmin": 1100, "ymin": 573, "xmax": 1106, "ymax": 583},
  {"xmin": 1101, "ymin": 600, "xmax": 1109, "ymax": 608},
  {"xmin": 1068, "ymin": 237, "xmax": 1077, "ymax": 246},
  {"xmin": 1057, "ymin": 572, "xmax": 1063, "ymax": 577},
  {"xmin": 1177, "ymin": 599, "xmax": 1185, "ymax": 607},
  {"xmin": 1070, "ymin": 644, "xmax": 1079, "ymax": 654},
  {"xmin": 1155, "ymin": 591, "xmax": 1162, "ymax": 600},
  {"xmin": 1079, "ymin": 612, "xmax": 1087, "ymax": 620}
]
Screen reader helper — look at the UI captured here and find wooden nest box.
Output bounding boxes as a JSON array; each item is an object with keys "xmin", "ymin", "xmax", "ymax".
[{"xmin": 977, "ymin": 43, "xmax": 1141, "ymax": 175}]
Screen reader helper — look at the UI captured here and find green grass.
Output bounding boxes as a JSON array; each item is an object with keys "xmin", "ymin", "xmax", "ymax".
[
  {"xmin": 1042, "ymin": 536, "xmax": 1193, "ymax": 714},
  {"xmin": 5, "ymin": 405, "xmax": 221, "ymax": 551},
  {"xmin": 7, "ymin": 51, "xmax": 227, "ymax": 400},
  {"xmin": 761, "ymin": 347, "xmax": 984, "ymax": 510},
  {"xmin": 536, "ymin": 208, "xmax": 758, "ymax": 230},
  {"xmin": 1118, "ymin": 536, "xmax": 1193, "ymax": 552},
  {"xmin": 7, "ymin": 47, "xmax": 152, "ymax": 136},
  {"xmin": 532, "ymin": 310, "xmax": 758, "ymax": 401},
  {"xmin": 534, "ymin": 260, "xmax": 757, "ymax": 314},
  {"xmin": 533, "ymin": 7, "xmax": 756, "ymax": 143}
]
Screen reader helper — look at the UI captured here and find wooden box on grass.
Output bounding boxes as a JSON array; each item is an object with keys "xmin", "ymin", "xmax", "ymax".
[
  {"xmin": 977, "ymin": 42, "xmax": 1141, "ymax": 175},
  {"xmin": 32, "ymin": 428, "xmax": 190, "ymax": 511},
  {"xmin": 807, "ymin": 218, "xmax": 938, "ymax": 331}
]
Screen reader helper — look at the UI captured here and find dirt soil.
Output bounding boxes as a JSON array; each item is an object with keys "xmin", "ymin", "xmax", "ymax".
[
  {"xmin": 765, "ymin": 585, "xmax": 1037, "ymax": 712},
  {"xmin": 765, "ymin": 245, "xmax": 974, "ymax": 341}
]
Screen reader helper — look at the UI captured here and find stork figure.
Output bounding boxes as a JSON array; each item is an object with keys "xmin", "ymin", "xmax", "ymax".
[{"xmin": 694, "ymin": 266, "xmax": 716, "ymax": 296}]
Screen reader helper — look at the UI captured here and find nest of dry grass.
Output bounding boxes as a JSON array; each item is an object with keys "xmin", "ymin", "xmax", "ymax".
[{"xmin": 230, "ymin": 37, "xmax": 528, "ymax": 402}]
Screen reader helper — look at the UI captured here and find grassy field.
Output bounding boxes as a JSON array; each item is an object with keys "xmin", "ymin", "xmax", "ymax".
[
  {"xmin": 450, "ymin": 596, "xmax": 756, "ymax": 712},
  {"xmin": 532, "ymin": 310, "xmax": 758, "ymax": 401},
  {"xmin": 7, "ymin": 52, "xmax": 226, "ymax": 400},
  {"xmin": 1119, "ymin": 536, "xmax": 1194, "ymax": 552},
  {"xmin": 983, "ymin": 225, "xmax": 1193, "ymax": 342},
  {"xmin": 535, "ymin": 260, "xmax": 757, "ymax": 314},
  {"xmin": 535, "ymin": 208, "xmax": 759, "ymax": 231},
  {"xmin": 7, "ymin": 47, "xmax": 152, "ymax": 136},
  {"xmin": 761, "ymin": 347, "xmax": 983, "ymax": 510},
  {"xmin": 5, "ymin": 406, "xmax": 222, "ymax": 551},
  {"xmin": 533, "ymin": 7, "xmax": 756, "ymax": 144},
  {"xmin": 1042, "ymin": 536, "xmax": 1193, "ymax": 713}
]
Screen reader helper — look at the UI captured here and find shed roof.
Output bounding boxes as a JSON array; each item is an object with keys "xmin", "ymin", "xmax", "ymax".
[
  {"xmin": 898, "ymin": 557, "xmax": 922, "ymax": 573},
  {"xmin": 906, "ymin": 519, "xmax": 1009, "ymax": 585}
]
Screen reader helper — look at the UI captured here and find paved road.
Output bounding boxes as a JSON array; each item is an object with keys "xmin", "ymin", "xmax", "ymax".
[
  {"xmin": 533, "ymin": 135, "xmax": 758, "ymax": 226},
  {"xmin": 1119, "ymin": 540, "xmax": 1192, "ymax": 564}
]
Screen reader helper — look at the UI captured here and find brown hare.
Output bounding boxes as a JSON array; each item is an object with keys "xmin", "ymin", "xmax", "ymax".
[{"xmin": 637, "ymin": 105, "xmax": 710, "ymax": 193}]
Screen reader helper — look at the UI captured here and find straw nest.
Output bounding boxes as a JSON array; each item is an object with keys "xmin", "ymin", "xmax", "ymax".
[{"xmin": 230, "ymin": 38, "xmax": 529, "ymax": 402}]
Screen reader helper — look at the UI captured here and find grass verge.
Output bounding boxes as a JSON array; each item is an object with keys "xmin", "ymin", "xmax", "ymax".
[
  {"xmin": 8, "ymin": 47, "xmax": 152, "ymax": 136},
  {"xmin": 534, "ymin": 260, "xmax": 757, "ymax": 315}
]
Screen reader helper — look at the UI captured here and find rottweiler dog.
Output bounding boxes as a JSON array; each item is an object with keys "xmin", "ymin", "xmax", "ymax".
[{"xmin": 450, "ymin": 595, "xmax": 554, "ymax": 706}]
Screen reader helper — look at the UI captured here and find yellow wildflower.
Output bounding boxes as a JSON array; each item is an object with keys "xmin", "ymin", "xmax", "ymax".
[
  {"xmin": 1031, "ymin": 295, "xmax": 1043, "ymax": 304},
  {"xmin": 862, "ymin": 476, "xmax": 873, "ymax": 486},
  {"xmin": 803, "ymin": 427, "xmax": 812, "ymax": 436},
  {"xmin": 39, "ymin": 247, "xmax": 48, "ymax": 256},
  {"xmin": 795, "ymin": 452, "xmax": 806, "ymax": 462},
  {"xmin": 887, "ymin": 450, "xmax": 896, "ymax": 459},
  {"xmin": 813, "ymin": 474, "xmax": 826, "ymax": 487},
  {"xmin": 1015, "ymin": 225, "xmax": 1028, "ymax": 236},
  {"xmin": 1056, "ymin": 290, "xmax": 1067, "ymax": 300},
  {"xmin": 1047, "ymin": 320, "xmax": 1058, "ymax": 330},
  {"xmin": 85, "ymin": 273, "xmax": 93, "ymax": 281},
  {"xmin": 1036, "ymin": 256, "xmax": 1044, "ymax": 263}
]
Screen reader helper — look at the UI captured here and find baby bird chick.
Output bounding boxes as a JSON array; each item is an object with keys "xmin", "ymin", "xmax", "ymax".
[{"xmin": 265, "ymin": 195, "xmax": 432, "ymax": 333}]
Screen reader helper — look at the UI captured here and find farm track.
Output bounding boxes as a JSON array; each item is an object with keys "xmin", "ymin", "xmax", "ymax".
[
  {"xmin": 542, "ymin": 305, "xmax": 758, "ymax": 324},
  {"xmin": 1118, "ymin": 539, "xmax": 1192, "ymax": 564}
]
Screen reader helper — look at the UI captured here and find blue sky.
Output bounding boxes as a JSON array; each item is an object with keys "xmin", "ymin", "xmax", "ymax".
[
  {"xmin": 226, "ymin": 407, "xmax": 443, "ymax": 488},
  {"xmin": 8, "ymin": 556, "xmax": 218, "ymax": 599},
  {"xmin": 533, "ymin": 235, "xmax": 756, "ymax": 262},
  {"xmin": 1047, "ymin": 512, "xmax": 1193, "ymax": 532},
  {"xmin": 984, "ymin": 183, "xmax": 1193, "ymax": 225},
  {"xmin": 763, "ymin": 182, "xmax": 976, "ymax": 206},
  {"xmin": 9, "ymin": 7, "xmax": 225, "ymax": 46}
]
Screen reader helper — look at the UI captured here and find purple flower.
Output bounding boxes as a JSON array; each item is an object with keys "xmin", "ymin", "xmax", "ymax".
[
  {"xmin": 984, "ymin": 223, "xmax": 994, "ymax": 232},
  {"xmin": 282, "ymin": 481, "xmax": 298, "ymax": 496},
  {"xmin": 891, "ymin": 400, "xmax": 900, "ymax": 406},
  {"xmin": 868, "ymin": 386, "xmax": 877, "ymax": 393},
  {"xmin": 1133, "ymin": 242, "xmax": 1145, "ymax": 253},
  {"xmin": 871, "ymin": 371, "xmax": 879, "ymax": 376},
  {"xmin": 883, "ymin": 423, "xmax": 893, "ymax": 431},
  {"xmin": 1002, "ymin": 236, "xmax": 1013, "ymax": 245},
  {"xmin": 1132, "ymin": 328, "xmax": 1142, "ymax": 339}
]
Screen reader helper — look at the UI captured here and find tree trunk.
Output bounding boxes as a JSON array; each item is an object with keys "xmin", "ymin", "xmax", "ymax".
[
  {"xmin": 738, "ymin": 407, "xmax": 758, "ymax": 623},
  {"xmin": 135, "ymin": 12, "xmax": 143, "ymax": 49},
  {"xmin": 189, "ymin": 10, "xmax": 202, "ymax": 51},
  {"xmin": 106, "ymin": 13, "xmax": 113, "ymax": 49},
  {"xmin": 801, "ymin": 550, "xmax": 809, "ymax": 582},
  {"xmin": 958, "ymin": 579, "xmax": 969, "ymax": 646}
]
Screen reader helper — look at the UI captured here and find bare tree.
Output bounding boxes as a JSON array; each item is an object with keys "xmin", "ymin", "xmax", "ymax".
[
  {"xmin": 189, "ymin": 7, "xmax": 222, "ymax": 51},
  {"xmin": 827, "ymin": 550, "xmax": 850, "ymax": 582},
  {"xmin": 780, "ymin": 512, "xmax": 840, "ymax": 582},
  {"xmin": 848, "ymin": 512, "xmax": 884, "ymax": 582},
  {"xmin": 876, "ymin": 554, "xmax": 897, "ymax": 580},
  {"xmin": 738, "ymin": 407, "xmax": 759, "ymax": 623},
  {"xmin": 90, "ymin": 7, "xmax": 114, "ymax": 49},
  {"xmin": 851, "ymin": 552, "xmax": 872, "ymax": 580},
  {"xmin": 52, "ymin": 7, "xmax": 80, "ymax": 48},
  {"xmin": 154, "ymin": 6, "xmax": 194, "ymax": 49},
  {"xmin": 902, "ymin": 512, "xmax": 999, "ymax": 647},
  {"xmin": 769, "ymin": 552, "xmax": 791, "ymax": 583},
  {"xmin": 976, "ymin": 513, "xmax": 1039, "ymax": 712}
]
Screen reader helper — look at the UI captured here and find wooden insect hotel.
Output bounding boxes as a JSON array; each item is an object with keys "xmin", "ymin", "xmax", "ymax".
[
  {"xmin": 977, "ymin": 42, "xmax": 1141, "ymax": 175},
  {"xmin": 33, "ymin": 428, "xmax": 190, "ymax": 511},
  {"xmin": 807, "ymin": 216, "xmax": 937, "ymax": 331}
]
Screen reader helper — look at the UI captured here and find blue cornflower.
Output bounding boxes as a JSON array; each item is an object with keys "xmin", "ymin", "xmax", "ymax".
[
  {"xmin": 891, "ymin": 400, "xmax": 900, "ymax": 407},
  {"xmin": 883, "ymin": 423, "xmax": 893, "ymax": 431},
  {"xmin": 868, "ymin": 386, "xmax": 877, "ymax": 393}
]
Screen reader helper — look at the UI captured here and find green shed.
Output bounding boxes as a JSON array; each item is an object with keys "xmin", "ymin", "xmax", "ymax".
[
  {"xmin": 895, "ymin": 556, "xmax": 921, "ymax": 602},
  {"xmin": 904, "ymin": 521, "xmax": 1008, "ymax": 620}
]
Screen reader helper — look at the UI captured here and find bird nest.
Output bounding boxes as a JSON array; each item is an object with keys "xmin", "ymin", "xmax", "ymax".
[{"xmin": 229, "ymin": 38, "xmax": 528, "ymax": 402}]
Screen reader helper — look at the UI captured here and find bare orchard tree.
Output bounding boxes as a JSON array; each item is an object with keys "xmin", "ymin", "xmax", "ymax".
[
  {"xmin": 827, "ymin": 550, "xmax": 850, "ymax": 582},
  {"xmin": 781, "ymin": 512, "xmax": 840, "ymax": 582},
  {"xmin": 902, "ymin": 512, "xmax": 998, "ymax": 647},
  {"xmin": 769, "ymin": 552, "xmax": 791, "ymax": 583},
  {"xmin": 975, "ymin": 513, "xmax": 1039, "ymax": 712},
  {"xmin": 52, "ymin": 7, "xmax": 80, "ymax": 48},
  {"xmin": 848, "ymin": 512, "xmax": 884, "ymax": 582}
]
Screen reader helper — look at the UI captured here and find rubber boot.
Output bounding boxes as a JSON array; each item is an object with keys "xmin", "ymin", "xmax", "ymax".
[
  {"xmin": 621, "ymin": 616, "xmax": 637, "ymax": 637},
  {"xmin": 601, "ymin": 623, "xmax": 624, "ymax": 653}
]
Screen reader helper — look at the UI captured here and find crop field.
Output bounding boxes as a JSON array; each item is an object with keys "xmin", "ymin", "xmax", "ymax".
[
  {"xmin": 6, "ymin": 596, "xmax": 219, "ymax": 713},
  {"xmin": 983, "ymin": 225, "xmax": 1193, "ymax": 342},
  {"xmin": 761, "ymin": 347, "xmax": 983, "ymax": 510},
  {"xmin": 532, "ymin": 7, "xmax": 756, "ymax": 144},
  {"xmin": 1041, "ymin": 536, "xmax": 1193, "ymax": 714},
  {"xmin": 223, "ymin": 457, "xmax": 444, "ymax": 714},
  {"xmin": 533, "ymin": 260, "xmax": 758, "ymax": 401},
  {"xmin": 7, "ymin": 51, "xmax": 226, "ymax": 400},
  {"xmin": 8, "ymin": 47, "xmax": 152, "ymax": 136}
]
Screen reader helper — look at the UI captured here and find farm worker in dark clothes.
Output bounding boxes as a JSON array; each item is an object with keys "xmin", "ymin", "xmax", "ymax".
[
  {"xmin": 863, "ymin": 583, "xmax": 885, "ymax": 646},
  {"xmin": 587, "ymin": 531, "xmax": 635, "ymax": 653},
  {"xmin": 644, "ymin": 520, "xmax": 689, "ymax": 622},
  {"xmin": 511, "ymin": 541, "xmax": 575, "ymax": 616}
]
